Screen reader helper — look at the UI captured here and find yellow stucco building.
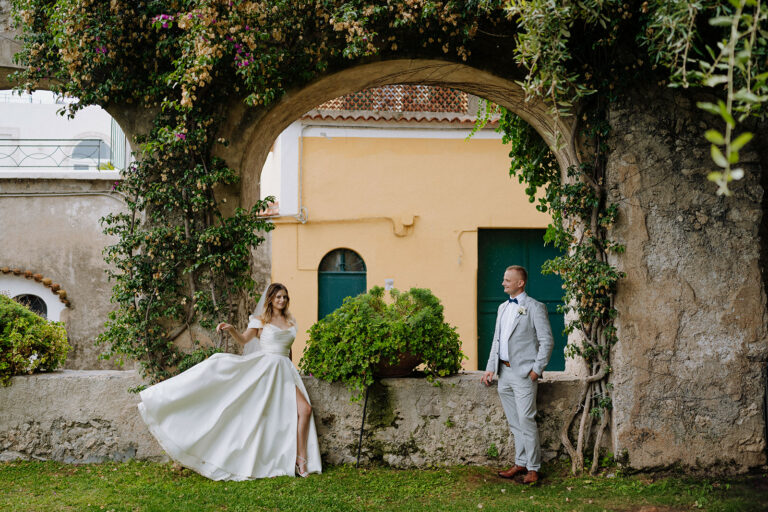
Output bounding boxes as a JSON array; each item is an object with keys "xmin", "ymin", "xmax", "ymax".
[{"xmin": 261, "ymin": 86, "xmax": 564, "ymax": 371}]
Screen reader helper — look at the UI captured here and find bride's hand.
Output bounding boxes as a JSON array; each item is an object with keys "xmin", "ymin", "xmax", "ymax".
[{"xmin": 216, "ymin": 322, "xmax": 233, "ymax": 333}]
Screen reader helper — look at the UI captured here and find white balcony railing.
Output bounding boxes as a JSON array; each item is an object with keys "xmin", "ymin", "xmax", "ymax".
[{"xmin": 0, "ymin": 138, "xmax": 126, "ymax": 170}]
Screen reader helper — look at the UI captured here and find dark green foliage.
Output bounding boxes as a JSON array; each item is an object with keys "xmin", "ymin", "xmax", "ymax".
[
  {"xmin": 0, "ymin": 294, "xmax": 70, "ymax": 386},
  {"xmin": 300, "ymin": 287, "xmax": 465, "ymax": 400},
  {"xmin": 498, "ymin": 109, "xmax": 560, "ymax": 213}
]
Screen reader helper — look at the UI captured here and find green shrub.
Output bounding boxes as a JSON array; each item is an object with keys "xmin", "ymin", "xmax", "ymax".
[
  {"xmin": 300, "ymin": 287, "xmax": 465, "ymax": 400},
  {"xmin": 0, "ymin": 294, "xmax": 70, "ymax": 386}
]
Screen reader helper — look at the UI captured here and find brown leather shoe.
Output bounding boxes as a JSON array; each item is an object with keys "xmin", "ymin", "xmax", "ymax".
[
  {"xmin": 523, "ymin": 470, "xmax": 539, "ymax": 484},
  {"xmin": 497, "ymin": 465, "xmax": 527, "ymax": 479}
]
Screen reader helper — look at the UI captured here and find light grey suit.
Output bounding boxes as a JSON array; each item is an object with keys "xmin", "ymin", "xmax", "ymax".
[{"xmin": 485, "ymin": 294, "xmax": 554, "ymax": 471}]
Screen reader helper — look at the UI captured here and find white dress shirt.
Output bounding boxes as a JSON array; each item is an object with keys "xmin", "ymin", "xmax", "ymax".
[{"xmin": 499, "ymin": 292, "xmax": 527, "ymax": 362}]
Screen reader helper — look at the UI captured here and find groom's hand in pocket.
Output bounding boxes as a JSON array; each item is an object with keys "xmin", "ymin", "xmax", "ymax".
[{"xmin": 481, "ymin": 371, "xmax": 494, "ymax": 386}]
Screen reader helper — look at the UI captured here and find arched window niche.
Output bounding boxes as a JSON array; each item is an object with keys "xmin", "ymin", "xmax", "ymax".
[
  {"xmin": 0, "ymin": 270, "xmax": 69, "ymax": 321},
  {"xmin": 317, "ymin": 249, "xmax": 366, "ymax": 319}
]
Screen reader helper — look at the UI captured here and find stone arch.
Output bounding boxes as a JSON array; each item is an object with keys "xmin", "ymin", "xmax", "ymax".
[{"xmin": 215, "ymin": 59, "xmax": 578, "ymax": 208}]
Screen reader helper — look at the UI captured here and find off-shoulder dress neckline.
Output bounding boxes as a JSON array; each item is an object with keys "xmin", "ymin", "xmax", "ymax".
[{"xmin": 263, "ymin": 323, "xmax": 295, "ymax": 332}]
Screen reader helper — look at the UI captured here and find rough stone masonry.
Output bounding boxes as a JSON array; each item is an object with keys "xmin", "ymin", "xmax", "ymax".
[
  {"xmin": 608, "ymin": 85, "xmax": 768, "ymax": 471},
  {"xmin": 0, "ymin": 370, "xmax": 580, "ymax": 468}
]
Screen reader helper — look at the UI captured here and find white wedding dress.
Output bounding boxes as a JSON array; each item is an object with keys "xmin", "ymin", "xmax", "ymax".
[{"xmin": 137, "ymin": 320, "xmax": 322, "ymax": 480}]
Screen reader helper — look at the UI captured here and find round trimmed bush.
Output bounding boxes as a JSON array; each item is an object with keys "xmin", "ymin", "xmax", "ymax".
[{"xmin": 0, "ymin": 294, "xmax": 70, "ymax": 386}]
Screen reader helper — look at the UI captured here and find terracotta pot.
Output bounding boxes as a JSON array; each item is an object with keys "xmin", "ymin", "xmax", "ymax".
[{"xmin": 374, "ymin": 351, "xmax": 421, "ymax": 378}]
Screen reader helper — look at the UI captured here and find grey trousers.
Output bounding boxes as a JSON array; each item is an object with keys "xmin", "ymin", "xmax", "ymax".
[{"xmin": 497, "ymin": 364, "xmax": 541, "ymax": 471}]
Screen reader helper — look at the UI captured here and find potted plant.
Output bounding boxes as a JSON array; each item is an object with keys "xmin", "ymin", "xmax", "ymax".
[{"xmin": 299, "ymin": 286, "xmax": 465, "ymax": 400}]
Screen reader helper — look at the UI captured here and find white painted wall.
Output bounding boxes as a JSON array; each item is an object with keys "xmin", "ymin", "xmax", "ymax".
[
  {"xmin": 262, "ymin": 120, "xmax": 504, "ymax": 218},
  {"xmin": 0, "ymin": 102, "xmax": 112, "ymax": 141}
]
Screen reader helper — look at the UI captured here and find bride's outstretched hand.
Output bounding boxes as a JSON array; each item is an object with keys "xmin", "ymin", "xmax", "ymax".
[{"xmin": 216, "ymin": 322, "xmax": 234, "ymax": 334}]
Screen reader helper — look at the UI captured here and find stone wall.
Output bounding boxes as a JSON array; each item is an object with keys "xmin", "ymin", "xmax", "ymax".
[
  {"xmin": 0, "ymin": 370, "xmax": 580, "ymax": 468},
  {"xmin": 607, "ymin": 85, "xmax": 768, "ymax": 471},
  {"xmin": 0, "ymin": 177, "xmax": 123, "ymax": 370}
]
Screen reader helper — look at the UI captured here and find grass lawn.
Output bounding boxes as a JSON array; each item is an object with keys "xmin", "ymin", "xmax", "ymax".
[{"xmin": 1, "ymin": 460, "xmax": 766, "ymax": 511}]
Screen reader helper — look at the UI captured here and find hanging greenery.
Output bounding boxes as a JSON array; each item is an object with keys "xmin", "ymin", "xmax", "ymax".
[{"xmin": 506, "ymin": 0, "xmax": 767, "ymax": 195}]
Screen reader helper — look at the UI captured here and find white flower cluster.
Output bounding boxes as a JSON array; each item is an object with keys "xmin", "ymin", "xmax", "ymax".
[{"xmin": 27, "ymin": 353, "xmax": 39, "ymax": 372}]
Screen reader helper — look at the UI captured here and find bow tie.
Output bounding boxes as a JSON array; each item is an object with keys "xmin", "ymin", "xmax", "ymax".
[{"xmin": 508, "ymin": 298, "xmax": 518, "ymax": 304}]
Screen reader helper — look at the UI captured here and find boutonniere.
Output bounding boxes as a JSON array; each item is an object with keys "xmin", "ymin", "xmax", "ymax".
[{"xmin": 518, "ymin": 306, "xmax": 527, "ymax": 315}]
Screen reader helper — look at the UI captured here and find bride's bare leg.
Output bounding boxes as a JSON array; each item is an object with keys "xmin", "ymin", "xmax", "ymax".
[{"xmin": 296, "ymin": 387, "xmax": 312, "ymax": 473}]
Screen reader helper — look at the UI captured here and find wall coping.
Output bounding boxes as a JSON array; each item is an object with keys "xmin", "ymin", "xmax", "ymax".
[{"xmin": 0, "ymin": 170, "xmax": 121, "ymax": 180}]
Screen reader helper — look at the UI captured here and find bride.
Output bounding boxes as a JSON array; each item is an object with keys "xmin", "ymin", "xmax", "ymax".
[{"xmin": 137, "ymin": 283, "xmax": 321, "ymax": 480}]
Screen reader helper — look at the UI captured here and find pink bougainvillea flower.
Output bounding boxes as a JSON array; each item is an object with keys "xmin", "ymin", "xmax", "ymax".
[{"xmin": 176, "ymin": 133, "xmax": 186, "ymax": 141}]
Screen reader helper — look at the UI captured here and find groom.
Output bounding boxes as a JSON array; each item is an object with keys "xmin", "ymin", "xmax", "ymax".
[{"xmin": 481, "ymin": 265, "xmax": 554, "ymax": 484}]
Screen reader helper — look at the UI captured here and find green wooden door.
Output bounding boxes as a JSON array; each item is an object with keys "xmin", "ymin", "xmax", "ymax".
[
  {"xmin": 318, "ymin": 249, "xmax": 367, "ymax": 319},
  {"xmin": 477, "ymin": 229, "xmax": 566, "ymax": 371}
]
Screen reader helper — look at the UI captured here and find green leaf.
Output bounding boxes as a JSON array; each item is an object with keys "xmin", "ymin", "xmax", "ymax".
[
  {"xmin": 717, "ymin": 100, "xmax": 736, "ymax": 128},
  {"xmin": 704, "ymin": 130, "xmax": 725, "ymax": 145},
  {"xmin": 696, "ymin": 101, "xmax": 721, "ymax": 116},
  {"xmin": 709, "ymin": 16, "xmax": 734, "ymax": 27},
  {"xmin": 711, "ymin": 145, "xmax": 728, "ymax": 168},
  {"xmin": 754, "ymin": 72, "xmax": 768, "ymax": 85},
  {"xmin": 704, "ymin": 75, "xmax": 728, "ymax": 87},
  {"xmin": 733, "ymin": 88, "xmax": 760, "ymax": 103},
  {"xmin": 731, "ymin": 132, "xmax": 753, "ymax": 152}
]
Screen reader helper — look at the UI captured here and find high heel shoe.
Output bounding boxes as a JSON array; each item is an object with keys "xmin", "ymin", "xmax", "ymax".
[{"xmin": 295, "ymin": 455, "xmax": 309, "ymax": 478}]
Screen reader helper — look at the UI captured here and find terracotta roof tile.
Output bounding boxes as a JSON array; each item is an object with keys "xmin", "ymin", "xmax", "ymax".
[
  {"xmin": 0, "ymin": 267, "xmax": 71, "ymax": 306},
  {"xmin": 302, "ymin": 85, "xmax": 499, "ymax": 125}
]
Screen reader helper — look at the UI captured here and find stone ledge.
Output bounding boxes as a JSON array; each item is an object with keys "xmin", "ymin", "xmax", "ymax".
[
  {"xmin": 0, "ymin": 369, "xmax": 581, "ymax": 467},
  {"xmin": 0, "ymin": 170, "xmax": 122, "ymax": 180}
]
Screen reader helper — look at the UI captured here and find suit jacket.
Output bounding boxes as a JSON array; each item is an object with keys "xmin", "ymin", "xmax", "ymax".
[{"xmin": 484, "ymin": 294, "xmax": 554, "ymax": 379}]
